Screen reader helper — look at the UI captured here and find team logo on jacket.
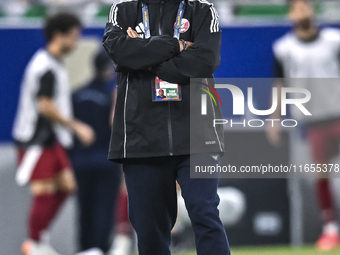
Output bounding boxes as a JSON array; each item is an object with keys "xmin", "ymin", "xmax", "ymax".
[{"xmin": 174, "ymin": 18, "xmax": 190, "ymax": 33}]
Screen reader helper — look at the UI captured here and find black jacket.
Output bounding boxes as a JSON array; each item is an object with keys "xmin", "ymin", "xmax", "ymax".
[{"xmin": 103, "ymin": 0, "xmax": 224, "ymax": 161}]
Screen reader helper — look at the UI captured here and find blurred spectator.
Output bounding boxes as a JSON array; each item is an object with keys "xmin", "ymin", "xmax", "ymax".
[
  {"xmin": 72, "ymin": 50, "xmax": 121, "ymax": 255},
  {"xmin": 1, "ymin": 0, "xmax": 29, "ymax": 17}
]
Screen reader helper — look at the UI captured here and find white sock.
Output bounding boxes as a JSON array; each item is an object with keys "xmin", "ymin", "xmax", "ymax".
[
  {"xmin": 75, "ymin": 247, "xmax": 104, "ymax": 255},
  {"xmin": 23, "ymin": 239, "xmax": 39, "ymax": 252},
  {"xmin": 323, "ymin": 222, "xmax": 339, "ymax": 235},
  {"xmin": 40, "ymin": 230, "xmax": 51, "ymax": 244},
  {"xmin": 109, "ymin": 235, "xmax": 132, "ymax": 255}
]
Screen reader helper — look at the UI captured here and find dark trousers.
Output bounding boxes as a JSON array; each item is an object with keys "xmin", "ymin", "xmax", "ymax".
[
  {"xmin": 123, "ymin": 154, "xmax": 231, "ymax": 255},
  {"xmin": 74, "ymin": 163, "xmax": 121, "ymax": 253}
]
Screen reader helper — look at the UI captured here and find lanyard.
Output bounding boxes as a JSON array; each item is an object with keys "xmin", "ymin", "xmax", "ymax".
[{"xmin": 141, "ymin": 0, "xmax": 186, "ymax": 39}]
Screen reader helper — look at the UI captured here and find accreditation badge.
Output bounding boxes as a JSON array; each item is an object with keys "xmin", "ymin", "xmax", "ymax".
[{"xmin": 152, "ymin": 77, "xmax": 182, "ymax": 102}]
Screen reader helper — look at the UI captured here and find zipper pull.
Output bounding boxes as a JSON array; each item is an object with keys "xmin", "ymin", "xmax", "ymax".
[{"xmin": 160, "ymin": 0, "xmax": 164, "ymax": 18}]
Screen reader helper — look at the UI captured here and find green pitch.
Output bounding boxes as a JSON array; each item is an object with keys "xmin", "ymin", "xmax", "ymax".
[{"xmin": 173, "ymin": 245, "xmax": 340, "ymax": 255}]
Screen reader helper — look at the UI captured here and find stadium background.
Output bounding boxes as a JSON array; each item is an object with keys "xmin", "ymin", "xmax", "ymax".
[{"xmin": 1, "ymin": 0, "xmax": 340, "ymax": 254}]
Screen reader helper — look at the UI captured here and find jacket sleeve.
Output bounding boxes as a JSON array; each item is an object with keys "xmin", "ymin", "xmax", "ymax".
[
  {"xmin": 102, "ymin": 3, "xmax": 180, "ymax": 72},
  {"xmin": 152, "ymin": 6, "xmax": 222, "ymax": 85}
]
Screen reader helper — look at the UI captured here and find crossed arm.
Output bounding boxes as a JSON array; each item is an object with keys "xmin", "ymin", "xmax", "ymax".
[
  {"xmin": 102, "ymin": 6, "xmax": 221, "ymax": 85},
  {"xmin": 126, "ymin": 27, "xmax": 193, "ymax": 51}
]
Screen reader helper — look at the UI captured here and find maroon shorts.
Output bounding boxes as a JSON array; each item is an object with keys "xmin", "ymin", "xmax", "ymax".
[
  {"xmin": 18, "ymin": 142, "xmax": 71, "ymax": 181},
  {"xmin": 308, "ymin": 121, "xmax": 340, "ymax": 163}
]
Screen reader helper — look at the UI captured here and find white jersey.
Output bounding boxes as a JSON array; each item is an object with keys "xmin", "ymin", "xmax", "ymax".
[
  {"xmin": 13, "ymin": 49, "xmax": 73, "ymax": 148},
  {"xmin": 273, "ymin": 28, "xmax": 340, "ymax": 78},
  {"xmin": 273, "ymin": 28, "xmax": 340, "ymax": 123}
]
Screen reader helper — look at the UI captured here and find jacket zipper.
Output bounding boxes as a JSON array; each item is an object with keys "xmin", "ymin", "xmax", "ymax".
[
  {"xmin": 158, "ymin": 1, "xmax": 174, "ymax": 156},
  {"xmin": 168, "ymin": 102, "xmax": 174, "ymax": 156}
]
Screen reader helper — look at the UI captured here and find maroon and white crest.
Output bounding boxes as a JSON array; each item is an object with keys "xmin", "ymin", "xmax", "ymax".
[{"xmin": 174, "ymin": 18, "xmax": 190, "ymax": 33}]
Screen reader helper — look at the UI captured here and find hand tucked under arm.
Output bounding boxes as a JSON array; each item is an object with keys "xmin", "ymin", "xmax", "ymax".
[
  {"xmin": 126, "ymin": 27, "xmax": 191, "ymax": 52},
  {"xmin": 150, "ymin": 7, "xmax": 221, "ymax": 85},
  {"xmin": 103, "ymin": 21, "xmax": 180, "ymax": 71}
]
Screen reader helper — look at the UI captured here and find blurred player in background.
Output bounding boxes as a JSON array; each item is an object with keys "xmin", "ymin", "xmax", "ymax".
[
  {"xmin": 12, "ymin": 13, "xmax": 95, "ymax": 255},
  {"xmin": 268, "ymin": 0, "xmax": 340, "ymax": 250},
  {"xmin": 72, "ymin": 51, "xmax": 121, "ymax": 255}
]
